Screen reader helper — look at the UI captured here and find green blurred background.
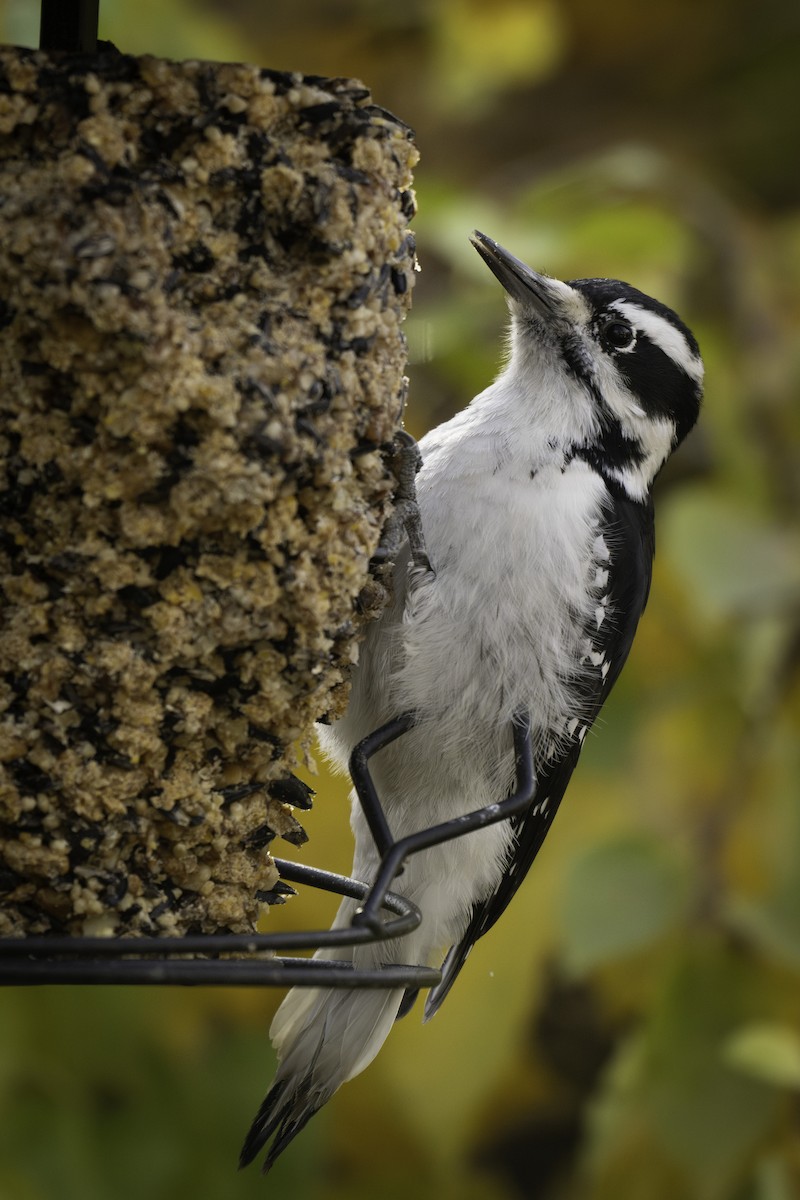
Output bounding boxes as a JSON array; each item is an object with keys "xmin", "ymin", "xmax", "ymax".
[{"xmin": 2, "ymin": 1, "xmax": 800, "ymax": 1197}]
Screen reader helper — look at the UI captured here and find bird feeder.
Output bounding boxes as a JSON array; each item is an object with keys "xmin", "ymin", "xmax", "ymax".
[{"xmin": 0, "ymin": 3, "xmax": 439, "ymax": 987}]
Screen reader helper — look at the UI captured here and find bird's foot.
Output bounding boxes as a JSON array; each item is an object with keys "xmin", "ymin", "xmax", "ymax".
[{"xmin": 371, "ymin": 430, "xmax": 433, "ymax": 576}]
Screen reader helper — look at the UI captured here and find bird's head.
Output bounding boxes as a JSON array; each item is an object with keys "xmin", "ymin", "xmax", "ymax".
[{"xmin": 471, "ymin": 230, "xmax": 704, "ymax": 501}]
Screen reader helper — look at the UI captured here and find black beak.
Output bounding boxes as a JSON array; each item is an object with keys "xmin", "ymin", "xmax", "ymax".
[{"xmin": 471, "ymin": 230, "xmax": 561, "ymax": 322}]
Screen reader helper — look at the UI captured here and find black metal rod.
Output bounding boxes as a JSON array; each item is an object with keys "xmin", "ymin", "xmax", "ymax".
[
  {"xmin": 0, "ymin": 958, "xmax": 442, "ymax": 989},
  {"xmin": 349, "ymin": 712, "xmax": 416, "ymax": 858},
  {"xmin": 353, "ymin": 713, "xmax": 535, "ymax": 930},
  {"xmin": 40, "ymin": 0, "xmax": 100, "ymax": 53}
]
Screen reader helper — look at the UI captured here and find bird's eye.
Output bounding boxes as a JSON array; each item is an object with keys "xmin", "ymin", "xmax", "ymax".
[{"xmin": 603, "ymin": 320, "xmax": 635, "ymax": 351}]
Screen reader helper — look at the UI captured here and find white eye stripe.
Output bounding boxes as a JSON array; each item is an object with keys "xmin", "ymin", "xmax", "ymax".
[{"xmin": 610, "ymin": 300, "xmax": 704, "ymax": 383}]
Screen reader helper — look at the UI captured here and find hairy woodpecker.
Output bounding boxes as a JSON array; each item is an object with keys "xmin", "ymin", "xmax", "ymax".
[{"xmin": 240, "ymin": 231, "xmax": 704, "ymax": 1171}]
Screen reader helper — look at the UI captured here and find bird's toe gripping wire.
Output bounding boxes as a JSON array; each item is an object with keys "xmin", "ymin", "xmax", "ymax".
[{"xmin": 348, "ymin": 711, "xmax": 535, "ymax": 933}]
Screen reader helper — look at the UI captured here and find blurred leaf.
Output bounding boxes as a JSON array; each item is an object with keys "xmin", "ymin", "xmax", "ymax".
[
  {"xmin": 726, "ymin": 731, "xmax": 800, "ymax": 972},
  {"xmin": 723, "ymin": 1023, "xmax": 800, "ymax": 1090},
  {"xmin": 561, "ymin": 836, "xmax": 688, "ymax": 973},
  {"xmin": 727, "ymin": 895, "xmax": 800, "ymax": 971},
  {"xmin": 517, "ymin": 157, "xmax": 697, "ymax": 290},
  {"xmin": 582, "ymin": 1027, "xmax": 650, "ymax": 1172},
  {"xmin": 432, "ymin": 0, "xmax": 564, "ymax": 115},
  {"xmin": 735, "ymin": 615, "xmax": 799, "ymax": 715},
  {"xmin": 640, "ymin": 940, "xmax": 778, "ymax": 1197},
  {"xmin": 2, "ymin": 0, "xmax": 38, "ymax": 46},
  {"xmin": 100, "ymin": 0, "xmax": 251, "ymax": 60},
  {"xmin": 413, "ymin": 178, "xmax": 557, "ymax": 281},
  {"xmin": 660, "ymin": 488, "xmax": 800, "ymax": 622},
  {"xmin": 752, "ymin": 1156, "xmax": 798, "ymax": 1200}
]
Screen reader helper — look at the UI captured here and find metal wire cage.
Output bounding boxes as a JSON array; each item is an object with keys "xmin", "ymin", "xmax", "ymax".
[
  {"xmin": 0, "ymin": 858, "xmax": 440, "ymax": 991},
  {"xmin": 0, "ymin": 715, "xmax": 534, "ymax": 993}
]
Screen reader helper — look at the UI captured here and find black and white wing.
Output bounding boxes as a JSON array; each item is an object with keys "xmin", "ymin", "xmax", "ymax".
[{"xmin": 422, "ymin": 493, "xmax": 656, "ymax": 1020}]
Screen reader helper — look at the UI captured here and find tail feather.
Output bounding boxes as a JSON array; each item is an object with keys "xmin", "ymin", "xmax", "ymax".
[
  {"xmin": 396, "ymin": 985, "xmax": 420, "ymax": 1019},
  {"xmin": 423, "ymin": 939, "xmax": 472, "ymax": 1022},
  {"xmin": 240, "ymin": 984, "xmax": 404, "ymax": 1172},
  {"xmin": 238, "ymin": 1078, "xmax": 307, "ymax": 1172}
]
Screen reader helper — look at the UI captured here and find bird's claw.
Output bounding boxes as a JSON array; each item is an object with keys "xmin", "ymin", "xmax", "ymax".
[{"xmin": 372, "ymin": 431, "xmax": 434, "ymax": 576}]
